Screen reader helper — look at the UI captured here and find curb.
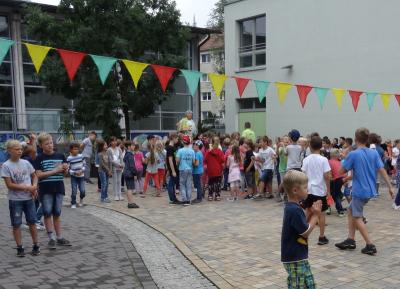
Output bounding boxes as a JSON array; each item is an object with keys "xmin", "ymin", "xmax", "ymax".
[{"xmin": 88, "ymin": 203, "xmax": 235, "ymax": 289}]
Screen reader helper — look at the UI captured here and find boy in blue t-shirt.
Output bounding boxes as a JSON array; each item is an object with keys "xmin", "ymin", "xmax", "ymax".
[
  {"xmin": 34, "ymin": 133, "xmax": 71, "ymax": 250},
  {"xmin": 192, "ymin": 140, "xmax": 204, "ymax": 203},
  {"xmin": 281, "ymin": 170, "xmax": 321, "ymax": 289},
  {"xmin": 335, "ymin": 128, "xmax": 394, "ymax": 255},
  {"xmin": 176, "ymin": 136, "xmax": 196, "ymax": 206}
]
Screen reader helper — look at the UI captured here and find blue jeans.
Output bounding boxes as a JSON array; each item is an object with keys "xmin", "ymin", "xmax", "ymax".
[
  {"xmin": 223, "ymin": 168, "xmax": 229, "ymax": 189},
  {"xmin": 35, "ymin": 199, "xmax": 43, "ymax": 223},
  {"xmin": 179, "ymin": 170, "xmax": 193, "ymax": 202},
  {"xmin": 193, "ymin": 173, "xmax": 203, "ymax": 200},
  {"xmin": 99, "ymin": 171, "xmax": 109, "ymax": 201},
  {"xmin": 71, "ymin": 176, "xmax": 86, "ymax": 205},
  {"xmin": 167, "ymin": 175, "xmax": 178, "ymax": 202},
  {"xmin": 40, "ymin": 194, "xmax": 63, "ymax": 217},
  {"xmin": 9, "ymin": 199, "xmax": 37, "ymax": 228}
]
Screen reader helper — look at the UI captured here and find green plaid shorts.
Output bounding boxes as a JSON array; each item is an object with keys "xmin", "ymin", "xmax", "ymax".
[{"xmin": 283, "ymin": 260, "xmax": 316, "ymax": 289}]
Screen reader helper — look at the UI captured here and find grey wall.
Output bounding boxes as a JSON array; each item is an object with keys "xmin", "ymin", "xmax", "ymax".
[{"xmin": 225, "ymin": 0, "xmax": 400, "ymax": 139}]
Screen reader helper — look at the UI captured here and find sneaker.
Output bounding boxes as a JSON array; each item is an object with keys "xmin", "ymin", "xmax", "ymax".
[
  {"xmin": 192, "ymin": 199, "xmax": 202, "ymax": 204},
  {"xmin": 265, "ymin": 194, "xmax": 274, "ymax": 199},
  {"xmin": 363, "ymin": 216, "xmax": 368, "ymax": 224},
  {"xmin": 56, "ymin": 238, "xmax": 72, "ymax": 247},
  {"xmin": 121, "ymin": 188, "xmax": 125, "ymax": 192},
  {"xmin": 86, "ymin": 179, "xmax": 94, "ymax": 184},
  {"xmin": 31, "ymin": 244, "xmax": 40, "ymax": 256},
  {"xmin": 71, "ymin": 204, "xmax": 77, "ymax": 209},
  {"xmin": 119, "ymin": 197, "xmax": 125, "ymax": 201},
  {"xmin": 227, "ymin": 197, "xmax": 234, "ymax": 202},
  {"xmin": 234, "ymin": 197, "xmax": 238, "ymax": 201},
  {"xmin": 114, "ymin": 197, "xmax": 120, "ymax": 201},
  {"xmin": 48, "ymin": 239, "xmax": 57, "ymax": 250},
  {"xmin": 318, "ymin": 236, "xmax": 329, "ymax": 245},
  {"xmin": 338, "ymin": 212, "xmax": 345, "ymax": 217},
  {"xmin": 169, "ymin": 200, "xmax": 182, "ymax": 205},
  {"xmin": 392, "ymin": 203, "xmax": 400, "ymax": 210},
  {"xmin": 36, "ymin": 223, "xmax": 46, "ymax": 231},
  {"xmin": 361, "ymin": 244, "xmax": 377, "ymax": 255},
  {"xmin": 127, "ymin": 203, "xmax": 140, "ymax": 209},
  {"xmin": 183, "ymin": 201, "xmax": 191, "ymax": 206},
  {"xmin": 78, "ymin": 200, "xmax": 84, "ymax": 207},
  {"xmin": 101, "ymin": 198, "xmax": 111, "ymax": 203},
  {"xmin": 335, "ymin": 238, "xmax": 356, "ymax": 250},
  {"xmin": 16, "ymin": 247, "xmax": 25, "ymax": 257},
  {"xmin": 326, "ymin": 207, "xmax": 332, "ymax": 215}
]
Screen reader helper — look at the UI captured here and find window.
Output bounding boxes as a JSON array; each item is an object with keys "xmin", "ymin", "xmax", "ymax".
[
  {"xmin": 202, "ymin": 111, "xmax": 212, "ymax": 120},
  {"xmin": 237, "ymin": 97, "xmax": 266, "ymax": 111},
  {"xmin": 201, "ymin": 74, "xmax": 209, "ymax": 82},
  {"xmin": 201, "ymin": 53, "xmax": 211, "ymax": 63},
  {"xmin": 0, "ymin": 16, "xmax": 12, "ymax": 108},
  {"xmin": 220, "ymin": 91, "xmax": 225, "ymax": 100},
  {"xmin": 239, "ymin": 15, "xmax": 266, "ymax": 68},
  {"xmin": 202, "ymin": 92, "xmax": 212, "ymax": 101}
]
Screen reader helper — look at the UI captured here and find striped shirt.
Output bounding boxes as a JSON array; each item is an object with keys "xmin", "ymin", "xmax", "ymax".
[
  {"xmin": 67, "ymin": 154, "xmax": 86, "ymax": 177},
  {"xmin": 34, "ymin": 152, "xmax": 67, "ymax": 195}
]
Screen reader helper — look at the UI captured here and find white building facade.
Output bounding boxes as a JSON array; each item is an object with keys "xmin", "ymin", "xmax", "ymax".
[{"xmin": 224, "ymin": 0, "xmax": 400, "ymax": 139}]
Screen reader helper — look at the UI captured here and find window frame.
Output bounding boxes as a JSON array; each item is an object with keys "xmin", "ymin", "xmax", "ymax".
[
  {"xmin": 238, "ymin": 14, "xmax": 266, "ymax": 70},
  {"xmin": 201, "ymin": 53, "xmax": 211, "ymax": 63},
  {"xmin": 201, "ymin": 92, "xmax": 212, "ymax": 101}
]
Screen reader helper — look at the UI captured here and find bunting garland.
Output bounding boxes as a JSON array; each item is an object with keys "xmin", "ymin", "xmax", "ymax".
[
  {"xmin": 24, "ymin": 43, "xmax": 52, "ymax": 73},
  {"xmin": 0, "ymin": 38, "xmax": 399, "ymax": 111},
  {"xmin": 57, "ymin": 49, "xmax": 87, "ymax": 81},
  {"xmin": 233, "ymin": 77, "xmax": 250, "ymax": 98},
  {"xmin": 209, "ymin": 73, "xmax": 228, "ymax": 98}
]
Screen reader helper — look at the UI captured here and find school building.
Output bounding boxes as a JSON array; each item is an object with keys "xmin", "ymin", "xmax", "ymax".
[
  {"xmin": 0, "ymin": 0, "xmax": 212, "ymax": 146},
  {"xmin": 224, "ymin": 0, "xmax": 400, "ymax": 139}
]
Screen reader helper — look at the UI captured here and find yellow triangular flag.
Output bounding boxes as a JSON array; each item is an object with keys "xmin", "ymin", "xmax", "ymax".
[
  {"xmin": 208, "ymin": 73, "xmax": 228, "ymax": 98},
  {"xmin": 380, "ymin": 93, "xmax": 392, "ymax": 110},
  {"xmin": 121, "ymin": 60, "xmax": 148, "ymax": 88},
  {"xmin": 275, "ymin": 82, "xmax": 292, "ymax": 105},
  {"xmin": 24, "ymin": 43, "xmax": 52, "ymax": 73},
  {"xmin": 332, "ymin": 88, "xmax": 345, "ymax": 109}
]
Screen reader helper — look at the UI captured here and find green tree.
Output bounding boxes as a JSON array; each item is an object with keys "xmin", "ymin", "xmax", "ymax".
[
  {"xmin": 207, "ymin": 0, "xmax": 227, "ymax": 29},
  {"xmin": 24, "ymin": 0, "xmax": 189, "ymax": 139}
]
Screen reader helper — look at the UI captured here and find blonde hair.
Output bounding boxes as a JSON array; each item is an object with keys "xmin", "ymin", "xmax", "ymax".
[
  {"xmin": 282, "ymin": 170, "xmax": 308, "ymax": 195},
  {"xmin": 155, "ymin": 140, "xmax": 164, "ymax": 152},
  {"xmin": 330, "ymin": 148, "xmax": 340, "ymax": 158},
  {"xmin": 299, "ymin": 137, "xmax": 308, "ymax": 145},
  {"xmin": 212, "ymin": 136, "xmax": 220, "ymax": 149},
  {"xmin": 6, "ymin": 140, "xmax": 21, "ymax": 150},
  {"xmin": 38, "ymin": 133, "xmax": 52, "ymax": 145}
]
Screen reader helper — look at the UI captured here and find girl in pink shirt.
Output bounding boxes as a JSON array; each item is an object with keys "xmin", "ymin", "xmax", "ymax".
[
  {"xmin": 227, "ymin": 145, "xmax": 242, "ymax": 201},
  {"xmin": 133, "ymin": 144, "xmax": 144, "ymax": 194}
]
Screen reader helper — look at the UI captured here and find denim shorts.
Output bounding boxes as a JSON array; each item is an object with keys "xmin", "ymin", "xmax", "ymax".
[
  {"xmin": 349, "ymin": 197, "xmax": 369, "ymax": 218},
  {"xmin": 260, "ymin": 169, "xmax": 274, "ymax": 184},
  {"xmin": 9, "ymin": 199, "xmax": 37, "ymax": 228},
  {"xmin": 41, "ymin": 193, "xmax": 64, "ymax": 217}
]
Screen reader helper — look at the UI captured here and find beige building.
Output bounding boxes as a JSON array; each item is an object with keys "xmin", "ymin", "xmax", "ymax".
[{"xmin": 200, "ymin": 34, "xmax": 225, "ymax": 131}]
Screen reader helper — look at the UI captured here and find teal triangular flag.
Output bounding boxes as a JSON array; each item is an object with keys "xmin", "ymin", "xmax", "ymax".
[
  {"xmin": 0, "ymin": 38, "xmax": 14, "ymax": 65},
  {"xmin": 366, "ymin": 92, "xmax": 377, "ymax": 111},
  {"xmin": 315, "ymin": 87, "xmax": 329, "ymax": 110},
  {"xmin": 90, "ymin": 55, "xmax": 117, "ymax": 85},
  {"xmin": 181, "ymin": 70, "xmax": 202, "ymax": 97},
  {"xmin": 254, "ymin": 80, "xmax": 270, "ymax": 102}
]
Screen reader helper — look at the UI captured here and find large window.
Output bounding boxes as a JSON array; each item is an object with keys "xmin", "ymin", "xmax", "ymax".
[
  {"xmin": 239, "ymin": 15, "xmax": 266, "ymax": 68},
  {"xmin": 0, "ymin": 16, "xmax": 12, "ymax": 109}
]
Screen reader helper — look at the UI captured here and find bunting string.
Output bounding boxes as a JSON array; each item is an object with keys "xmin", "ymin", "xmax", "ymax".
[{"xmin": 0, "ymin": 37, "xmax": 398, "ymax": 111}]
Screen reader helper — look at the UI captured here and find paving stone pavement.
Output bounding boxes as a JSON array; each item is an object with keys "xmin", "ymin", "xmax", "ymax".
[
  {"xmin": 78, "ymin": 180, "xmax": 400, "ymax": 289},
  {"xmin": 0, "ymin": 193, "xmax": 153, "ymax": 289}
]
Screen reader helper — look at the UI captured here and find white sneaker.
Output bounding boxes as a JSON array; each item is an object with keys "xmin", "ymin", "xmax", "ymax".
[
  {"xmin": 114, "ymin": 197, "xmax": 120, "ymax": 201},
  {"xmin": 119, "ymin": 197, "xmax": 124, "ymax": 201},
  {"xmin": 392, "ymin": 203, "xmax": 400, "ymax": 210},
  {"xmin": 36, "ymin": 223, "xmax": 45, "ymax": 231},
  {"xmin": 71, "ymin": 204, "xmax": 77, "ymax": 209}
]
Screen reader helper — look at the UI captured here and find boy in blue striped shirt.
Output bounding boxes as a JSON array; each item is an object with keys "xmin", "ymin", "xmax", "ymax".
[
  {"xmin": 67, "ymin": 143, "xmax": 86, "ymax": 209},
  {"xmin": 34, "ymin": 133, "xmax": 71, "ymax": 249}
]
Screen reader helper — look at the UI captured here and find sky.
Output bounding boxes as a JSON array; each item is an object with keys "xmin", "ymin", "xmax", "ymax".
[{"xmin": 32, "ymin": 0, "xmax": 218, "ymax": 28}]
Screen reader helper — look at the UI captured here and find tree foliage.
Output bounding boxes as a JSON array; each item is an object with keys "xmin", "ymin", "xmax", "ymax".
[
  {"xmin": 207, "ymin": 0, "xmax": 227, "ymax": 29},
  {"xmin": 24, "ymin": 0, "xmax": 189, "ymax": 138}
]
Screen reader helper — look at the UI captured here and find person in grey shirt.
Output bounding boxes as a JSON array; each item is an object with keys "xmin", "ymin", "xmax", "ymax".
[
  {"xmin": 80, "ymin": 131, "xmax": 97, "ymax": 184},
  {"xmin": 285, "ymin": 129, "xmax": 303, "ymax": 171}
]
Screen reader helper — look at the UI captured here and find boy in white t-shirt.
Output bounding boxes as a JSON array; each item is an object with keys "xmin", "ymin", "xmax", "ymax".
[
  {"xmin": 257, "ymin": 136, "xmax": 277, "ymax": 199},
  {"xmin": 301, "ymin": 136, "xmax": 331, "ymax": 245}
]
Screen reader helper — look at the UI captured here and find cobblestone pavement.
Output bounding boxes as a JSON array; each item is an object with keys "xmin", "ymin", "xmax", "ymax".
[
  {"xmin": 0, "ymin": 194, "xmax": 153, "ymax": 289},
  {"xmin": 79, "ymin": 180, "xmax": 400, "ymax": 289},
  {"xmin": 86, "ymin": 206, "xmax": 216, "ymax": 289}
]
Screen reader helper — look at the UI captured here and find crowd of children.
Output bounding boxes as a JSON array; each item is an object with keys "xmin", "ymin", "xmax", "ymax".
[{"xmin": 1, "ymin": 125, "xmax": 399, "ymax": 289}]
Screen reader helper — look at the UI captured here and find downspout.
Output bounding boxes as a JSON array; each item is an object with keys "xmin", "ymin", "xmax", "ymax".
[{"xmin": 197, "ymin": 33, "xmax": 211, "ymax": 130}]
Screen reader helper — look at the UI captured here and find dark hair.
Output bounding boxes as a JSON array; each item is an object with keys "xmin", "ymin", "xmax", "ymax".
[
  {"xmin": 246, "ymin": 139, "xmax": 255, "ymax": 150},
  {"xmin": 340, "ymin": 136, "xmax": 345, "ymax": 141},
  {"xmin": 262, "ymin": 136, "xmax": 269, "ymax": 143},
  {"xmin": 244, "ymin": 122, "xmax": 251, "ymax": 129},
  {"xmin": 239, "ymin": 137, "xmax": 245, "ymax": 146},
  {"xmin": 69, "ymin": 143, "xmax": 80, "ymax": 150},
  {"xmin": 109, "ymin": 136, "xmax": 117, "ymax": 143},
  {"xmin": 134, "ymin": 143, "xmax": 140, "ymax": 151},
  {"xmin": 310, "ymin": 136, "xmax": 323, "ymax": 151},
  {"xmin": 333, "ymin": 138, "xmax": 338, "ymax": 143},
  {"xmin": 345, "ymin": 138, "xmax": 353, "ymax": 146},
  {"xmin": 368, "ymin": 133, "xmax": 381, "ymax": 145},
  {"xmin": 310, "ymin": 132, "xmax": 320, "ymax": 138},
  {"xmin": 124, "ymin": 140, "xmax": 132, "ymax": 148},
  {"xmin": 90, "ymin": 131, "xmax": 97, "ymax": 136},
  {"xmin": 97, "ymin": 140, "xmax": 106, "ymax": 153},
  {"xmin": 169, "ymin": 133, "xmax": 178, "ymax": 141},
  {"xmin": 355, "ymin": 128, "xmax": 369, "ymax": 144}
]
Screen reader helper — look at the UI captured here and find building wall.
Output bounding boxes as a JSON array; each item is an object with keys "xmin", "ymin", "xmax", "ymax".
[{"xmin": 225, "ymin": 0, "xmax": 400, "ymax": 139}]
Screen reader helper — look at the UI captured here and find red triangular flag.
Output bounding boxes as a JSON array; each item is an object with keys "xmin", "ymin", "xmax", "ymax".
[
  {"xmin": 233, "ymin": 77, "xmax": 250, "ymax": 98},
  {"xmin": 349, "ymin": 90, "xmax": 363, "ymax": 112},
  {"xmin": 295, "ymin": 85, "xmax": 313, "ymax": 108},
  {"xmin": 150, "ymin": 64, "xmax": 177, "ymax": 93},
  {"xmin": 395, "ymin": 95, "xmax": 400, "ymax": 106},
  {"xmin": 57, "ymin": 49, "xmax": 87, "ymax": 81}
]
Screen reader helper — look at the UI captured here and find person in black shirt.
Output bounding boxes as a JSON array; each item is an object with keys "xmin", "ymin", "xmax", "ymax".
[
  {"xmin": 281, "ymin": 170, "xmax": 321, "ymax": 289},
  {"xmin": 243, "ymin": 140, "xmax": 255, "ymax": 199},
  {"xmin": 166, "ymin": 134, "xmax": 181, "ymax": 204}
]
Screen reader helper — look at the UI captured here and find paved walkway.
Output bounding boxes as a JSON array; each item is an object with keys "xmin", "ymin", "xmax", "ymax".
[{"xmin": 80, "ymin": 181, "xmax": 400, "ymax": 289}]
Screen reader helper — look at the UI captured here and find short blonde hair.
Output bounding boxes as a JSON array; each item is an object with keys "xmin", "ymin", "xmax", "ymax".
[
  {"xmin": 6, "ymin": 140, "xmax": 21, "ymax": 150},
  {"xmin": 330, "ymin": 148, "xmax": 340, "ymax": 158},
  {"xmin": 38, "ymin": 133, "xmax": 52, "ymax": 145},
  {"xmin": 282, "ymin": 170, "xmax": 308, "ymax": 195},
  {"xmin": 299, "ymin": 137, "xmax": 308, "ymax": 144}
]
